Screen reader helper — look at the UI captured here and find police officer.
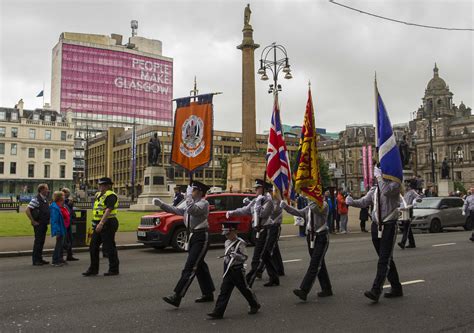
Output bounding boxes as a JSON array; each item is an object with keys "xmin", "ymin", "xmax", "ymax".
[
  {"xmin": 462, "ymin": 188, "xmax": 474, "ymax": 242},
  {"xmin": 83, "ymin": 177, "xmax": 120, "ymax": 276},
  {"xmin": 227, "ymin": 179, "xmax": 278, "ymax": 288},
  {"xmin": 398, "ymin": 179, "xmax": 419, "ymax": 249},
  {"xmin": 154, "ymin": 181, "xmax": 215, "ymax": 308},
  {"xmin": 280, "ymin": 194, "xmax": 333, "ymax": 301},
  {"xmin": 346, "ymin": 166, "xmax": 403, "ymax": 302},
  {"xmin": 207, "ymin": 221, "xmax": 260, "ymax": 319}
]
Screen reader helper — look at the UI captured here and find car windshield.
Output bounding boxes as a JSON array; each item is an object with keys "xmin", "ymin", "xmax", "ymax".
[{"xmin": 414, "ymin": 198, "xmax": 441, "ymax": 209}]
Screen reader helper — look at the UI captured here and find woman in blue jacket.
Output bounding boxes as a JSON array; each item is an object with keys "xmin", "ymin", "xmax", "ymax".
[{"xmin": 50, "ymin": 191, "xmax": 67, "ymax": 266}]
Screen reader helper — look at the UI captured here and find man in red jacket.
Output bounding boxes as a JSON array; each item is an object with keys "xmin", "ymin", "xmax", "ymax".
[{"xmin": 337, "ymin": 189, "xmax": 349, "ymax": 234}]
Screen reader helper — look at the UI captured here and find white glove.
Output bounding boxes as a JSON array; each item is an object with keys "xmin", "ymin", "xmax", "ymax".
[
  {"xmin": 243, "ymin": 197, "xmax": 251, "ymax": 205},
  {"xmin": 153, "ymin": 198, "xmax": 163, "ymax": 207},
  {"xmin": 256, "ymin": 194, "xmax": 265, "ymax": 202},
  {"xmin": 226, "ymin": 211, "xmax": 231, "ymax": 219},
  {"xmin": 279, "ymin": 201, "xmax": 287, "ymax": 209},
  {"xmin": 462, "ymin": 211, "xmax": 466, "ymax": 216},
  {"xmin": 186, "ymin": 185, "xmax": 193, "ymax": 196},
  {"xmin": 345, "ymin": 196, "xmax": 354, "ymax": 206},
  {"xmin": 374, "ymin": 166, "xmax": 382, "ymax": 179}
]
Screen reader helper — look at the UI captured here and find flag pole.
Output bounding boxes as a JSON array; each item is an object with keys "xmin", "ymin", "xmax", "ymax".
[
  {"xmin": 374, "ymin": 72, "xmax": 382, "ymax": 232},
  {"xmin": 42, "ymin": 81, "xmax": 45, "ymax": 108}
]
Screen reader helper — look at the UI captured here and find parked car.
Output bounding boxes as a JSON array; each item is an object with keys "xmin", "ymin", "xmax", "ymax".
[
  {"xmin": 410, "ymin": 197, "xmax": 471, "ymax": 233},
  {"xmin": 137, "ymin": 192, "xmax": 256, "ymax": 251}
]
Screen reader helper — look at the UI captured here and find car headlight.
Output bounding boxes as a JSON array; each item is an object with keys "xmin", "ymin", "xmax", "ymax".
[{"xmin": 154, "ymin": 218, "xmax": 160, "ymax": 226}]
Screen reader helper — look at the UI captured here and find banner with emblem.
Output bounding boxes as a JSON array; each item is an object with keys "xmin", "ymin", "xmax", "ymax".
[{"xmin": 171, "ymin": 94, "xmax": 213, "ymax": 172}]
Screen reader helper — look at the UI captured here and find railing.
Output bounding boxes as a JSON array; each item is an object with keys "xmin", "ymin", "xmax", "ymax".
[{"xmin": 74, "ymin": 200, "xmax": 137, "ymax": 209}]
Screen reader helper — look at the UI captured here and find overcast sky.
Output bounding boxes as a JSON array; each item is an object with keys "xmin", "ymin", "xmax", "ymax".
[{"xmin": 1, "ymin": 0, "xmax": 472, "ymax": 133}]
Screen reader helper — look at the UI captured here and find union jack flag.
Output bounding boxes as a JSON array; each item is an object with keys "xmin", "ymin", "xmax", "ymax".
[{"xmin": 266, "ymin": 94, "xmax": 292, "ymax": 201}]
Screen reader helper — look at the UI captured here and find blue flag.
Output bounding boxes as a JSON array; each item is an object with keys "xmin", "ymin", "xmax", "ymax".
[
  {"xmin": 376, "ymin": 90, "xmax": 403, "ymax": 183},
  {"xmin": 36, "ymin": 90, "xmax": 44, "ymax": 97}
]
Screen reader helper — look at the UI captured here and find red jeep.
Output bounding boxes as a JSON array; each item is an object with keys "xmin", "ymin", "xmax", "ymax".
[{"xmin": 136, "ymin": 192, "xmax": 256, "ymax": 251}]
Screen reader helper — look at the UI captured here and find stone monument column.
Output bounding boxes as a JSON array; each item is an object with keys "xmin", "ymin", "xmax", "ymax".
[{"xmin": 237, "ymin": 5, "xmax": 259, "ymax": 153}]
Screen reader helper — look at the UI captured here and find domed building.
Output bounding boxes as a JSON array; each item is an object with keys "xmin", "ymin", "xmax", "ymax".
[{"xmin": 410, "ymin": 64, "xmax": 473, "ymax": 191}]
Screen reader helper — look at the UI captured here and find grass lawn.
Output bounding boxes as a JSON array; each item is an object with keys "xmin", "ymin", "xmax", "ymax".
[{"xmin": 0, "ymin": 210, "xmax": 296, "ymax": 237}]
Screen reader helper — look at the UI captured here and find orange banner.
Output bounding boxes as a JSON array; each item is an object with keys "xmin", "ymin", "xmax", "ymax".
[{"xmin": 171, "ymin": 95, "xmax": 213, "ymax": 172}]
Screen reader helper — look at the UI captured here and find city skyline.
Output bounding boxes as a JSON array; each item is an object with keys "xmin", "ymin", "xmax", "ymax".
[{"xmin": 0, "ymin": 0, "xmax": 472, "ymax": 133}]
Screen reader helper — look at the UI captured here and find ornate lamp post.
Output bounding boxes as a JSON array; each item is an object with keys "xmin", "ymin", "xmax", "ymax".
[{"xmin": 257, "ymin": 43, "xmax": 293, "ymax": 95}]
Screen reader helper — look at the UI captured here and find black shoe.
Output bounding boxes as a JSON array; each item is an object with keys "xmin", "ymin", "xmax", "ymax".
[
  {"xmin": 163, "ymin": 294, "xmax": 181, "ymax": 308},
  {"xmin": 470, "ymin": 236, "xmax": 474, "ymax": 242},
  {"xmin": 293, "ymin": 289, "xmax": 307, "ymax": 301},
  {"xmin": 248, "ymin": 303, "xmax": 261, "ymax": 315},
  {"xmin": 263, "ymin": 280, "xmax": 280, "ymax": 287},
  {"xmin": 67, "ymin": 256, "xmax": 79, "ymax": 261},
  {"xmin": 317, "ymin": 290, "xmax": 333, "ymax": 297},
  {"xmin": 82, "ymin": 270, "xmax": 98, "ymax": 277},
  {"xmin": 364, "ymin": 290, "xmax": 381, "ymax": 303},
  {"xmin": 104, "ymin": 271, "xmax": 119, "ymax": 276},
  {"xmin": 278, "ymin": 271, "xmax": 285, "ymax": 277},
  {"xmin": 33, "ymin": 262, "xmax": 44, "ymax": 266},
  {"xmin": 40, "ymin": 259, "xmax": 50, "ymax": 265},
  {"xmin": 384, "ymin": 289, "xmax": 403, "ymax": 298},
  {"xmin": 207, "ymin": 312, "xmax": 223, "ymax": 319},
  {"xmin": 397, "ymin": 242, "xmax": 405, "ymax": 249},
  {"xmin": 195, "ymin": 294, "xmax": 214, "ymax": 303},
  {"xmin": 406, "ymin": 244, "xmax": 416, "ymax": 249},
  {"xmin": 256, "ymin": 272, "xmax": 263, "ymax": 279}
]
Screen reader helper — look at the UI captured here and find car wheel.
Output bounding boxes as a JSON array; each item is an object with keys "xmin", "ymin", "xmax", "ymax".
[
  {"xmin": 429, "ymin": 219, "xmax": 442, "ymax": 233},
  {"xmin": 171, "ymin": 227, "xmax": 187, "ymax": 252},
  {"xmin": 464, "ymin": 217, "xmax": 473, "ymax": 231}
]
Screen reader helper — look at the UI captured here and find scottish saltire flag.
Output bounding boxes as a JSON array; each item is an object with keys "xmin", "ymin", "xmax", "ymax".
[
  {"xmin": 375, "ymin": 85, "xmax": 403, "ymax": 183},
  {"xmin": 36, "ymin": 90, "xmax": 44, "ymax": 97},
  {"xmin": 292, "ymin": 87, "xmax": 324, "ymax": 207},
  {"xmin": 266, "ymin": 94, "xmax": 292, "ymax": 201}
]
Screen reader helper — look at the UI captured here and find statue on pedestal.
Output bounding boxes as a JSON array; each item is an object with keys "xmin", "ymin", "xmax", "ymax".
[
  {"xmin": 147, "ymin": 133, "xmax": 161, "ymax": 166},
  {"xmin": 441, "ymin": 158, "xmax": 450, "ymax": 179},
  {"xmin": 398, "ymin": 135, "xmax": 410, "ymax": 169},
  {"xmin": 244, "ymin": 4, "xmax": 252, "ymax": 26}
]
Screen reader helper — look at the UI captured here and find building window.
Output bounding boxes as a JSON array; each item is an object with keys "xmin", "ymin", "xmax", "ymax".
[
  {"xmin": 205, "ymin": 170, "xmax": 213, "ymax": 179},
  {"xmin": 33, "ymin": 113, "xmax": 39, "ymax": 121},
  {"xmin": 11, "ymin": 127, "xmax": 18, "ymax": 138},
  {"xmin": 0, "ymin": 127, "xmax": 5, "ymax": 137},
  {"xmin": 10, "ymin": 162, "xmax": 16, "ymax": 174},
  {"xmin": 11, "ymin": 112, "xmax": 18, "ymax": 121},
  {"xmin": 29, "ymin": 128, "xmax": 36, "ymax": 139},
  {"xmin": 0, "ymin": 111, "xmax": 5, "ymax": 120},
  {"xmin": 44, "ymin": 165, "xmax": 50, "ymax": 178},
  {"xmin": 61, "ymin": 131, "xmax": 67, "ymax": 141},
  {"xmin": 0, "ymin": 143, "xmax": 4, "ymax": 155},
  {"xmin": 60, "ymin": 165, "xmax": 66, "ymax": 178},
  {"xmin": 224, "ymin": 146, "xmax": 232, "ymax": 154},
  {"xmin": 28, "ymin": 164, "xmax": 35, "ymax": 178},
  {"xmin": 45, "ymin": 130, "xmax": 52, "ymax": 140},
  {"xmin": 44, "ymin": 149, "xmax": 51, "ymax": 159},
  {"xmin": 0, "ymin": 162, "xmax": 3, "ymax": 174},
  {"xmin": 60, "ymin": 150, "xmax": 66, "ymax": 159},
  {"xmin": 44, "ymin": 114, "xmax": 51, "ymax": 122},
  {"xmin": 11, "ymin": 143, "xmax": 17, "ymax": 155},
  {"xmin": 28, "ymin": 148, "xmax": 35, "ymax": 158}
]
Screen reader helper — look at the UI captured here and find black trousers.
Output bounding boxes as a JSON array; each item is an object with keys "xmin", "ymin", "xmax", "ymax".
[
  {"xmin": 213, "ymin": 266, "xmax": 259, "ymax": 316},
  {"xmin": 63, "ymin": 226, "xmax": 74, "ymax": 258},
  {"xmin": 89, "ymin": 218, "xmax": 120, "ymax": 273},
  {"xmin": 32, "ymin": 223, "xmax": 48, "ymax": 264},
  {"xmin": 360, "ymin": 219, "xmax": 368, "ymax": 231},
  {"xmin": 399, "ymin": 220, "xmax": 416, "ymax": 246},
  {"xmin": 246, "ymin": 227, "xmax": 279, "ymax": 287},
  {"xmin": 370, "ymin": 221, "xmax": 402, "ymax": 293},
  {"xmin": 174, "ymin": 231, "xmax": 215, "ymax": 297},
  {"xmin": 257, "ymin": 224, "xmax": 285, "ymax": 276},
  {"xmin": 300, "ymin": 232, "xmax": 332, "ymax": 293}
]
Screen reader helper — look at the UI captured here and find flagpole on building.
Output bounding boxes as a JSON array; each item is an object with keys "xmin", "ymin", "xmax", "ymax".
[{"xmin": 42, "ymin": 82, "xmax": 45, "ymax": 108}]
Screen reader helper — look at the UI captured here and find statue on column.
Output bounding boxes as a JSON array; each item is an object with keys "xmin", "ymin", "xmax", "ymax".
[
  {"xmin": 441, "ymin": 158, "xmax": 450, "ymax": 179},
  {"xmin": 398, "ymin": 135, "xmax": 410, "ymax": 169},
  {"xmin": 147, "ymin": 133, "xmax": 161, "ymax": 166},
  {"xmin": 244, "ymin": 4, "xmax": 252, "ymax": 26}
]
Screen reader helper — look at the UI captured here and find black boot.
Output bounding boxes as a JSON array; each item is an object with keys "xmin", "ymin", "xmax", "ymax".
[
  {"xmin": 263, "ymin": 280, "xmax": 280, "ymax": 287},
  {"xmin": 384, "ymin": 288, "xmax": 403, "ymax": 298},
  {"xmin": 317, "ymin": 290, "xmax": 333, "ymax": 297},
  {"xmin": 406, "ymin": 244, "xmax": 416, "ymax": 249},
  {"xmin": 163, "ymin": 294, "xmax": 182, "ymax": 307},
  {"xmin": 364, "ymin": 289, "xmax": 381, "ymax": 303},
  {"xmin": 207, "ymin": 312, "xmax": 223, "ymax": 319},
  {"xmin": 293, "ymin": 289, "xmax": 307, "ymax": 301},
  {"xmin": 82, "ymin": 270, "xmax": 98, "ymax": 277},
  {"xmin": 195, "ymin": 294, "xmax": 214, "ymax": 303},
  {"xmin": 397, "ymin": 242, "xmax": 405, "ymax": 249},
  {"xmin": 248, "ymin": 303, "xmax": 261, "ymax": 314}
]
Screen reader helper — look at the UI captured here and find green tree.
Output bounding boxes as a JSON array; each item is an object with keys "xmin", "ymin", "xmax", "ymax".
[{"xmin": 290, "ymin": 151, "xmax": 331, "ymax": 188}]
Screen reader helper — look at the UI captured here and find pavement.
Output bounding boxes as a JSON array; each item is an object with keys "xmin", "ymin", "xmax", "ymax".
[{"xmin": 1, "ymin": 228, "xmax": 473, "ymax": 332}]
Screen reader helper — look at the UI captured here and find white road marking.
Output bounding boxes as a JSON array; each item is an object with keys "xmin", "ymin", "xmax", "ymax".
[
  {"xmin": 432, "ymin": 243, "xmax": 456, "ymax": 247},
  {"xmin": 280, "ymin": 235, "xmax": 298, "ymax": 238},
  {"xmin": 283, "ymin": 259, "xmax": 302, "ymax": 263},
  {"xmin": 383, "ymin": 280, "xmax": 425, "ymax": 288}
]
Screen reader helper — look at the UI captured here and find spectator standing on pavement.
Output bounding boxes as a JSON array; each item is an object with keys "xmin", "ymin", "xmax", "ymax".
[
  {"xmin": 172, "ymin": 187, "xmax": 184, "ymax": 206},
  {"xmin": 462, "ymin": 187, "xmax": 474, "ymax": 242},
  {"xmin": 337, "ymin": 190, "xmax": 349, "ymax": 234},
  {"xmin": 50, "ymin": 191, "xmax": 67, "ymax": 267},
  {"xmin": 324, "ymin": 190, "xmax": 335, "ymax": 233},
  {"xmin": 25, "ymin": 184, "xmax": 51, "ymax": 266},
  {"xmin": 83, "ymin": 177, "xmax": 120, "ymax": 277},
  {"xmin": 359, "ymin": 204, "xmax": 369, "ymax": 232},
  {"xmin": 61, "ymin": 188, "xmax": 79, "ymax": 261},
  {"xmin": 335, "ymin": 189, "xmax": 342, "ymax": 232}
]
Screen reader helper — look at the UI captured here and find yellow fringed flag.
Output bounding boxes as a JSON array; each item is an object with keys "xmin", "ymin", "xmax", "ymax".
[{"xmin": 293, "ymin": 86, "xmax": 324, "ymax": 207}]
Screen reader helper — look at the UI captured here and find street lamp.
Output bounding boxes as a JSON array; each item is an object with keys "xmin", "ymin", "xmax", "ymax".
[
  {"xmin": 258, "ymin": 42, "xmax": 293, "ymax": 94},
  {"xmin": 425, "ymin": 99, "xmax": 436, "ymax": 184}
]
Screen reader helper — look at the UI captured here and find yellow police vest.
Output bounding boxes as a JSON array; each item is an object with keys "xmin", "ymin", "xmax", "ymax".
[{"xmin": 92, "ymin": 190, "xmax": 118, "ymax": 223}]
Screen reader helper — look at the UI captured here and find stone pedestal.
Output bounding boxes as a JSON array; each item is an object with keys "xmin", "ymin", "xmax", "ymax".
[
  {"xmin": 437, "ymin": 179, "xmax": 454, "ymax": 196},
  {"xmin": 129, "ymin": 166, "xmax": 173, "ymax": 211},
  {"xmin": 227, "ymin": 153, "xmax": 266, "ymax": 192}
]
